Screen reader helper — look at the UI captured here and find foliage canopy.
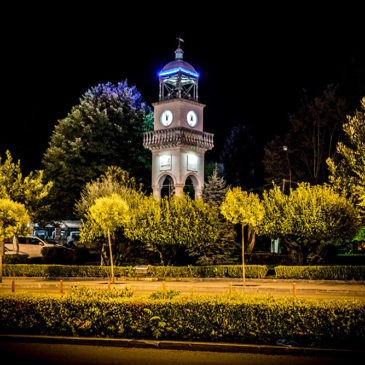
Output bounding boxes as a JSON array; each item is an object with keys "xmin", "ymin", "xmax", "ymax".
[
  {"xmin": 81, "ymin": 194, "xmax": 130, "ymax": 242},
  {"xmin": 125, "ymin": 194, "xmax": 220, "ymax": 265},
  {"xmin": 0, "ymin": 150, "xmax": 53, "ymax": 222},
  {"xmin": 327, "ymin": 96, "xmax": 365, "ymax": 217},
  {"xmin": 0, "ymin": 198, "xmax": 30, "ymax": 241},
  {"xmin": 43, "ymin": 80, "xmax": 151, "ymax": 218},
  {"xmin": 220, "ymin": 187, "xmax": 264, "ymax": 229},
  {"xmin": 259, "ymin": 183, "xmax": 361, "ymax": 263},
  {"xmin": 75, "ymin": 166, "xmax": 140, "ymax": 219}
]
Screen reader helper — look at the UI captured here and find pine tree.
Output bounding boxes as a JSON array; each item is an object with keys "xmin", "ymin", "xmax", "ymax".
[
  {"xmin": 202, "ymin": 165, "xmax": 230, "ymax": 207},
  {"xmin": 199, "ymin": 165, "xmax": 237, "ymax": 265},
  {"xmin": 42, "ymin": 80, "xmax": 151, "ymax": 219}
]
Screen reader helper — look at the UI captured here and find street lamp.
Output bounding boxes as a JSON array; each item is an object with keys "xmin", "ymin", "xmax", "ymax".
[{"xmin": 282, "ymin": 145, "xmax": 292, "ymax": 191}]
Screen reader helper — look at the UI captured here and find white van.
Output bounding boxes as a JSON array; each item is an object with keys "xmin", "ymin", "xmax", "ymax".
[{"xmin": 4, "ymin": 236, "xmax": 57, "ymax": 258}]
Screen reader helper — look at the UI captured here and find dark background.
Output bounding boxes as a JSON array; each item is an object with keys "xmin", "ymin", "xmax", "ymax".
[{"xmin": 2, "ymin": 4, "xmax": 364, "ymax": 174}]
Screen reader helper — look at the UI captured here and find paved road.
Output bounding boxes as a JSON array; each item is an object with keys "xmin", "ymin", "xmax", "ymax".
[
  {"xmin": 0, "ymin": 341, "xmax": 352, "ymax": 365},
  {"xmin": 1, "ymin": 277, "xmax": 364, "ymax": 298}
]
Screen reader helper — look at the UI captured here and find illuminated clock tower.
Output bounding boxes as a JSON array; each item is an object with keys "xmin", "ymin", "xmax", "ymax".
[{"xmin": 143, "ymin": 39, "xmax": 214, "ymax": 199}]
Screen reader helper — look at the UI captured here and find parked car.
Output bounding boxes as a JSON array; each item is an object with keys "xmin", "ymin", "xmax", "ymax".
[
  {"xmin": 66, "ymin": 231, "xmax": 80, "ymax": 244},
  {"xmin": 4, "ymin": 236, "xmax": 59, "ymax": 258}
]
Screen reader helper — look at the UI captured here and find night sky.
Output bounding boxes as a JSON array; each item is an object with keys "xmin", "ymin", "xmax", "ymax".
[{"xmin": 2, "ymin": 4, "xmax": 364, "ymax": 174}]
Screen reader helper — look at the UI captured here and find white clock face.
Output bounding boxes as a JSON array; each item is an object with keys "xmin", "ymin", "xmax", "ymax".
[
  {"xmin": 187, "ymin": 110, "xmax": 198, "ymax": 127},
  {"xmin": 160, "ymin": 110, "xmax": 173, "ymax": 127}
]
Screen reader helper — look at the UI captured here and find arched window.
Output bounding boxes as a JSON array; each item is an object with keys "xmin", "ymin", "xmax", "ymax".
[
  {"xmin": 160, "ymin": 175, "xmax": 175, "ymax": 198},
  {"xmin": 183, "ymin": 175, "xmax": 195, "ymax": 199}
]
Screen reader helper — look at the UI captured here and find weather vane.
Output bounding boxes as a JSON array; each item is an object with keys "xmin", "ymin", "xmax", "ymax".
[{"xmin": 176, "ymin": 36, "xmax": 184, "ymax": 48}]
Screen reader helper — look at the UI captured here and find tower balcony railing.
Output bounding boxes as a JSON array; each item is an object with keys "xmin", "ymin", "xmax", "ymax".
[{"xmin": 143, "ymin": 127, "xmax": 214, "ymax": 151}]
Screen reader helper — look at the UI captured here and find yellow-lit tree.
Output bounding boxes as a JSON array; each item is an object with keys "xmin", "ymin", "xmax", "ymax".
[
  {"xmin": 259, "ymin": 183, "xmax": 361, "ymax": 264},
  {"xmin": 81, "ymin": 194, "xmax": 130, "ymax": 283},
  {"xmin": 125, "ymin": 193, "xmax": 220, "ymax": 265},
  {"xmin": 220, "ymin": 187, "xmax": 264, "ymax": 284},
  {"xmin": 0, "ymin": 198, "xmax": 30, "ymax": 282},
  {"xmin": 327, "ymin": 97, "xmax": 365, "ymax": 219},
  {"xmin": 0, "ymin": 150, "xmax": 53, "ymax": 222}
]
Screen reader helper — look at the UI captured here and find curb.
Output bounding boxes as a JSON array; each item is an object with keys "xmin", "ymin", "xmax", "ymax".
[{"xmin": 0, "ymin": 334, "xmax": 363, "ymax": 358}]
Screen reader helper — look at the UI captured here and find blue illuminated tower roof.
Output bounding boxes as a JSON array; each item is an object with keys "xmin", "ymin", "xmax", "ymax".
[
  {"xmin": 158, "ymin": 41, "xmax": 199, "ymax": 101},
  {"xmin": 159, "ymin": 58, "xmax": 199, "ymax": 78}
]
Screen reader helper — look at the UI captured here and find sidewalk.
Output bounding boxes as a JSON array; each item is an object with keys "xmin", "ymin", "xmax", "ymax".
[
  {"xmin": 1, "ymin": 277, "xmax": 364, "ymax": 298},
  {"xmin": 0, "ymin": 334, "xmax": 364, "ymax": 358}
]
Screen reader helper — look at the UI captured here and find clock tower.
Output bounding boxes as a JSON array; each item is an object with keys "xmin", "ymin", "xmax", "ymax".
[{"xmin": 143, "ymin": 40, "xmax": 214, "ymax": 199}]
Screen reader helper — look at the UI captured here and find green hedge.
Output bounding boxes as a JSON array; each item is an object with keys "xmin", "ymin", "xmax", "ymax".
[
  {"xmin": 2, "ymin": 264, "xmax": 136, "ymax": 278},
  {"xmin": 0, "ymin": 293, "xmax": 364, "ymax": 348},
  {"xmin": 2, "ymin": 264, "xmax": 268, "ymax": 279},
  {"xmin": 147, "ymin": 265, "xmax": 268, "ymax": 279},
  {"xmin": 4, "ymin": 264, "xmax": 365, "ymax": 280},
  {"xmin": 275, "ymin": 265, "xmax": 365, "ymax": 280}
]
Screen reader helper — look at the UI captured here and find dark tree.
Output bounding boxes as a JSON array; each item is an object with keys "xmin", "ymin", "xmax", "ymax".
[
  {"xmin": 264, "ymin": 84, "xmax": 348, "ymax": 186},
  {"xmin": 43, "ymin": 80, "xmax": 151, "ymax": 219},
  {"xmin": 220, "ymin": 124, "xmax": 262, "ymax": 190}
]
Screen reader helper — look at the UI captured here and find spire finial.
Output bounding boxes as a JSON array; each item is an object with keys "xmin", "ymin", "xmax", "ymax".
[
  {"xmin": 175, "ymin": 36, "xmax": 184, "ymax": 59},
  {"xmin": 176, "ymin": 36, "xmax": 184, "ymax": 48}
]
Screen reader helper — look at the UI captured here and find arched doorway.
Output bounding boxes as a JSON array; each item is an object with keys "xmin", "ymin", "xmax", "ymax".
[
  {"xmin": 160, "ymin": 175, "xmax": 175, "ymax": 198},
  {"xmin": 183, "ymin": 175, "xmax": 195, "ymax": 199}
]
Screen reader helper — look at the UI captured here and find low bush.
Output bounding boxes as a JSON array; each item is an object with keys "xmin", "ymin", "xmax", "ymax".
[
  {"xmin": 3, "ymin": 254, "xmax": 29, "ymax": 264},
  {"xmin": 2, "ymin": 264, "xmax": 136, "ymax": 278},
  {"xmin": 4, "ymin": 264, "xmax": 364, "ymax": 280},
  {"xmin": 146, "ymin": 265, "xmax": 268, "ymax": 279},
  {"xmin": 148, "ymin": 289, "xmax": 181, "ymax": 300},
  {"xmin": 0, "ymin": 294, "xmax": 363, "ymax": 348},
  {"xmin": 2, "ymin": 264, "xmax": 267, "ymax": 279},
  {"xmin": 68, "ymin": 287, "xmax": 134, "ymax": 299},
  {"xmin": 275, "ymin": 265, "xmax": 365, "ymax": 280}
]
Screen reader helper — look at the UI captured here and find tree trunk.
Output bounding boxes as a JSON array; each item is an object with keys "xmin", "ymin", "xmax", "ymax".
[
  {"xmin": 107, "ymin": 229, "xmax": 115, "ymax": 284},
  {"xmin": 100, "ymin": 244, "xmax": 108, "ymax": 266},
  {"xmin": 156, "ymin": 248, "xmax": 165, "ymax": 266},
  {"xmin": 13, "ymin": 236, "xmax": 19, "ymax": 254},
  {"xmin": 246, "ymin": 226, "xmax": 256, "ymax": 254},
  {"xmin": 241, "ymin": 224, "xmax": 245, "ymax": 286},
  {"xmin": 0, "ymin": 241, "xmax": 3, "ymax": 283}
]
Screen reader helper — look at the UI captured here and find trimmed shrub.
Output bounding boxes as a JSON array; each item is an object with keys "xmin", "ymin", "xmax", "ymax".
[
  {"xmin": 149, "ymin": 289, "xmax": 181, "ymax": 300},
  {"xmin": 2, "ymin": 264, "xmax": 136, "ymax": 278},
  {"xmin": 147, "ymin": 265, "xmax": 268, "ymax": 279},
  {"xmin": 0, "ymin": 294, "xmax": 363, "ymax": 348},
  {"xmin": 275, "ymin": 265, "xmax": 365, "ymax": 280},
  {"xmin": 68, "ymin": 287, "xmax": 134, "ymax": 299},
  {"xmin": 3, "ymin": 254, "xmax": 28, "ymax": 264},
  {"xmin": 5, "ymin": 264, "xmax": 365, "ymax": 280},
  {"xmin": 2, "ymin": 264, "xmax": 267, "ymax": 279}
]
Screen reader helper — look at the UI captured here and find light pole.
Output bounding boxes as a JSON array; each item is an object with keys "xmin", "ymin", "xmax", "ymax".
[{"xmin": 282, "ymin": 146, "xmax": 292, "ymax": 191}]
